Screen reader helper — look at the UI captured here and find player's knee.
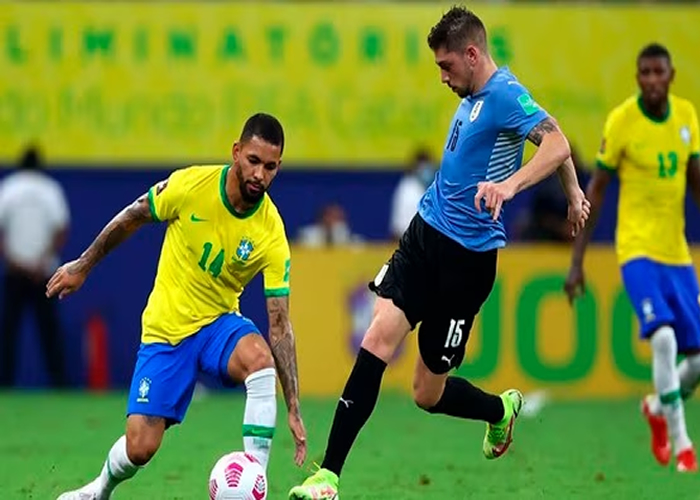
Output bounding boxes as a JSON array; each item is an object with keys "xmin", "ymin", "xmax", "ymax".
[
  {"xmin": 360, "ymin": 298, "xmax": 411, "ymax": 363},
  {"xmin": 231, "ymin": 334, "xmax": 275, "ymax": 381},
  {"xmin": 246, "ymin": 345, "xmax": 274, "ymax": 374},
  {"xmin": 126, "ymin": 419, "xmax": 165, "ymax": 466},
  {"xmin": 361, "ymin": 323, "xmax": 400, "ymax": 363},
  {"xmin": 651, "ymin": 325, "xmax": 677, "ymax": 359}
]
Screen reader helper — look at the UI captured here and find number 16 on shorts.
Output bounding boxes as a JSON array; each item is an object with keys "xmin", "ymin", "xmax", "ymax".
[{"xmin": 445, "ymin": 319, "xmax": 465, "ymax": 348}]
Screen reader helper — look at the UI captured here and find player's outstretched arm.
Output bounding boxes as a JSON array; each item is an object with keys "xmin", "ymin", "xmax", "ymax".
[
  {"xmin": 266, "ymin": 295, "xmax": 307, "ymax": 466},
  {"xmin": 564, "ymin": 168, "xmax": 612, "ymax": 303},
  {"xmin": 46, "ymin": 192, "xmax": 154, "ymax": 299}
]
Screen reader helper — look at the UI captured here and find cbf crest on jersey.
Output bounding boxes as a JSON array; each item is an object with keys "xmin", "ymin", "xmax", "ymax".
[
  {"xmin": 234, "ymin": 237, "xmax": 255, "ymax": 263},
  {"xmin": 681, "ymin": 125, "xmax": 691, "ymax": 145}
]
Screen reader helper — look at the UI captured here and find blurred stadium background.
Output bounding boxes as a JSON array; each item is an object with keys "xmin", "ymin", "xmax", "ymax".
[{"xmin": 1, "ymin": 1, "xmax": 700, "ymax": 498}]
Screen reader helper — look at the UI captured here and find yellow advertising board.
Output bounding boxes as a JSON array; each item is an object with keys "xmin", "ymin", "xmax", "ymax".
[
  {"xmin": 1, "ymin": 3, "xmax": 699, "ymax": 166},
  {"xmin": 290, "ymin": 245, "xmax": 666, "ymax": 399}
]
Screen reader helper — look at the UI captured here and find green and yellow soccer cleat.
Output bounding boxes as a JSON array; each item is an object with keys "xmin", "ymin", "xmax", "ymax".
[
  {"xmin": 288, "ymin": 467, "xmax": 339, "ymax": 500},
  {"xmin": 483, "ymin": 389, "xmax": 524, "ymax": 460}
]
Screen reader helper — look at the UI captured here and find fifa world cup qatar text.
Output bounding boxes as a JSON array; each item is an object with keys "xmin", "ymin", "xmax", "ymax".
[
  {"xmin": 567, "ymin": 42, "xmax": 700, "ymax": 473},
  {"xmin": 289, "ymin": 5, "xmax": 590, "ymax": 499},
  {"xmin": 47, "ymin": 113, "xmax": 307, "ymax": 500}
]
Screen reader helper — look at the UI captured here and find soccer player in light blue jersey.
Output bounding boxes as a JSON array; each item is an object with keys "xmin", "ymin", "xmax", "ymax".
[{"xmin": 290, "ymin": 6, "xmax": 590, "ymax": 499}]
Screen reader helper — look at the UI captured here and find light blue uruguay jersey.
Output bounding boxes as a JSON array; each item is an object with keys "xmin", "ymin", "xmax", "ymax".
[{"xmin": 418, "ymin": 67, "xmax": 549, "ymax": 252}]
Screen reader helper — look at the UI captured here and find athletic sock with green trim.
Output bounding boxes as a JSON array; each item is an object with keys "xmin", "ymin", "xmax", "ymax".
[
  {"xmin": 96, "ymin": 435, "xmax": 140, "ymax": 496},
  {"xmin": 652, "ymin": 326, "xmax": 692, "ymax": 452},
  {"xmin": 242, "ymin": 367, "xmax": 277, "ymax": 470}
]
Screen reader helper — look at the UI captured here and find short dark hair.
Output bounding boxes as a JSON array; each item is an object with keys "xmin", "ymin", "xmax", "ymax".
[
  {"xmin": 240, "ymin": 113, "xmax": 285, "ymax": 154},
  {"xmin": 427, "ymin": 5, "xmax": 487, "ymax": 52},
  {"xmin": 638, "ymin": 43, "xmax": 672, "ymax": 64},
  {"xmin": 19, "ymin": 146, "xmax": 41, "ymax": 170}
]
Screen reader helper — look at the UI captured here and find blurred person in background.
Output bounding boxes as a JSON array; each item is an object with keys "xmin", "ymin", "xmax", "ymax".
[
  {"xmin": 297, "ymin": 203, "xmax": 364, "ymax": 247},
  {"xmin": 516, "ymin": 145, "xmax": 590, "ymax": 242},
  {"xmin": 389, "ymin": 148, "xmax": 437, "ymax": 241},
  {"xmin": 0, "ymin": 145, "xmax": 69, "ymax": 388},
  {"xmin": 566, "ymin": 43, "xmax": 700, "ymax": 472},
  {"xmin": 290, "ymin": 6, "xmax": 589, "ymax": 499}
]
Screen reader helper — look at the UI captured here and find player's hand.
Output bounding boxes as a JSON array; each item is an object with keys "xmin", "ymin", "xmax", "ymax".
[
  {"xmin": 567, "ymin": 190, "xmax": 591, "ymax": 237},
  {"xmin": 46, "ymin": 259, "xmax": 88, "ymax": 299},
  {"xmin": 288, "ymin": 410, "xmax": 307, "ymax": 467},
  {"xmin": 564, "ymin": 265, "xmax": 585, "ymax": 305},
  {"xmin": 474, "ymin": 180, "xmax": 517, "ymax": 220}
]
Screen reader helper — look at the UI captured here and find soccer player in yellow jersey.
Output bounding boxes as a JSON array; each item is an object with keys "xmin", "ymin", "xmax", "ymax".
[
  {"xmin": 566, "ymin": 44, "xmax": 700, "ymax": 473},
  {"xmin": 47, "ymin": 113, "xmax": 308, "ymax": 499}
]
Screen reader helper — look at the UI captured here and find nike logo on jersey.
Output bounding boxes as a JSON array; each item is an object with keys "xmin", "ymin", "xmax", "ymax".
[{"xmin": 190, "ymin": 214, "xmax": 208, "ymax": 222}]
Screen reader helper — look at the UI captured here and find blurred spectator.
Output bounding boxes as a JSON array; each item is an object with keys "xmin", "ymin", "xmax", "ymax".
[
  {"xmin": 297, "ymin": 203, "xmax": 363, "ymax": 247},
  {"xmin": 0, "ymin": 146, "xmax": 70, "ymax": 388},
  {"xmin": 389, "ymin": 148, "xmax": 437, "ymax": 240},
  {"xmin": 515, "ymin": 146, "xmax": 590, "ymax": 243}
]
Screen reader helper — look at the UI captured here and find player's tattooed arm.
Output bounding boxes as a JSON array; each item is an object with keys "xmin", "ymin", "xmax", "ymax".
[
  {"xmin": 686, "ymin": 155, "xmax": 700, "ymax": 209},
  {"xmin": 71, "ymin": 192, "xmax": 154, "ymax": 275},
  {"xmin": 46, "ymin": 191, "xmax": 156, "ymax": 299},
  {"xmin": 526, "ymin": 116, "xmax": 559, "ymax": 146},
  {"xmin": 266, "ymin": 295, "xmax": 301, "ymax": 414},
  {"xmin": 503, "ymin": 116, "xmax": 570, "ymax": 196}
]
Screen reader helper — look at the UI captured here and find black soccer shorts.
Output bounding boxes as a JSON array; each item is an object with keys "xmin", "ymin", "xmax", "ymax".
[{"xmin": 369, "ymin": 214, "xmax": 497, "ymax": 374}]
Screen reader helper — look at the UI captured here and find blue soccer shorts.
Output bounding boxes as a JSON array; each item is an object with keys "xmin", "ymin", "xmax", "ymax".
[
  {"xmin": 127, "ymin": 312, "xmax": 261, "ymax": 424},
  {"xmin": 621, "ymin": 258, "xmax": 700, "ymax": 352}
]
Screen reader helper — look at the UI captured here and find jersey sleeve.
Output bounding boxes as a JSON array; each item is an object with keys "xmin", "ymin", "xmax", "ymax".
[
  {"xmin": 263, "ymin": 228, "xmax": 291, "ymax": 297},
  {"xmin": 147, "ymin": 168, "xmax": 190, "ymax": 222},
  {"xmin": 596, "ymin": 108, "xmax": 626, "ymax": 172},
  {"xmin": 690, "ymin": 104, "xmax": 700, "ymax": 159},
  {"xmin": 500, "ymin": 84, "xmax": 550, "ymax": 138}
]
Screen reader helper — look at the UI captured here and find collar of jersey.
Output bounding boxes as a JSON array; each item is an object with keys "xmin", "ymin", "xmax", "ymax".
[
  {"xmin": 471, "ymin": 66, "xmax": 508, "ymax": 98},
  {"xmin": 219, "ymin": 165, "xmax": 264, "ymax": 219},
  {"xmin": 637, "ymin": 95, "xmax": 670, "ymax": 123}
]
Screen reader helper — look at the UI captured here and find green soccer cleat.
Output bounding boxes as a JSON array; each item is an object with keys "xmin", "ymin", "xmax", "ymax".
[
  {"xmin": 288, "ymin": 467, "xmax": 339, "ymax": 500},
  {"xmin": 483, "ymin": 389, "xmax": 524, "ymax": 460}
]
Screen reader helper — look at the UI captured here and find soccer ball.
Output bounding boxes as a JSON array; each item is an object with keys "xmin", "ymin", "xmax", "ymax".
[{"xmin": 208, "ymin": 451, "xmax": 267, "ymax": 500}]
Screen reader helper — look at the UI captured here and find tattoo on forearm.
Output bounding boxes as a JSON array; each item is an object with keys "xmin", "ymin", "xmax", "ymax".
[
  {"xmin": 527, "ymin": 117, "xmax": 559, "ymax": 146},
  {"xmin": 69, "ymin": 194, "xmax": 153, "ymax": 276},
  {"xmin": 267, "ymin": 296, "xmax": 300, "ymax": 413}
]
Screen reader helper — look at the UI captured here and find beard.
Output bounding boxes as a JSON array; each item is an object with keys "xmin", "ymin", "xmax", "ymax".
[{"xmin": 235, "ymin": 164, "xmax": 265, "ymax": 204}]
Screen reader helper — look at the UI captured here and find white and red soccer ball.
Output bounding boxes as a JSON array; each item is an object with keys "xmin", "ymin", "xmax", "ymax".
[{"xmin": 209, "ymin": 451, "xmax": 267, "ymax": 500}]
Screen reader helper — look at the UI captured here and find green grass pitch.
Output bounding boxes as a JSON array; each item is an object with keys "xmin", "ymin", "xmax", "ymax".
[{"xmin": 1, "ymin": 391, "xmax": 696, "ymax": 499}]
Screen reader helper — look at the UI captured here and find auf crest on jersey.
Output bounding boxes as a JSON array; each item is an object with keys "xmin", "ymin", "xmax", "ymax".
[{"xmin": 233, "ymin": 237, "xmax": 255, "ymax": 263}]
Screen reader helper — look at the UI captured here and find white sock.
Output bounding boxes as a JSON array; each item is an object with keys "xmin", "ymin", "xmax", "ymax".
[
  {"xmin": 647, "ymin": 352, "xmax": 700, "ymax": 415},
  {"xmin": 679, "ymin": 353, "xmax": 700, "ymax": 399},
  {"xmin": 95, "ymin": 435, "xmax": 140, "ymax": 496},
  {"xmin": 651, "ymin": 326, "xmax": 692, "ymax": 453},
  {"xmin": 242, "ymin": 368, "xmax": 277, "ymax": 470}
]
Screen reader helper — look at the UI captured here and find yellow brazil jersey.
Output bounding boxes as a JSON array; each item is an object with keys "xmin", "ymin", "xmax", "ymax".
[
  {"xmin": 596, "ymin": 94, "xmax": 700, "ymax": 265},
  {"xmin": 141, "ymin": 164, "xmax": 290, "ymax": 344}
]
